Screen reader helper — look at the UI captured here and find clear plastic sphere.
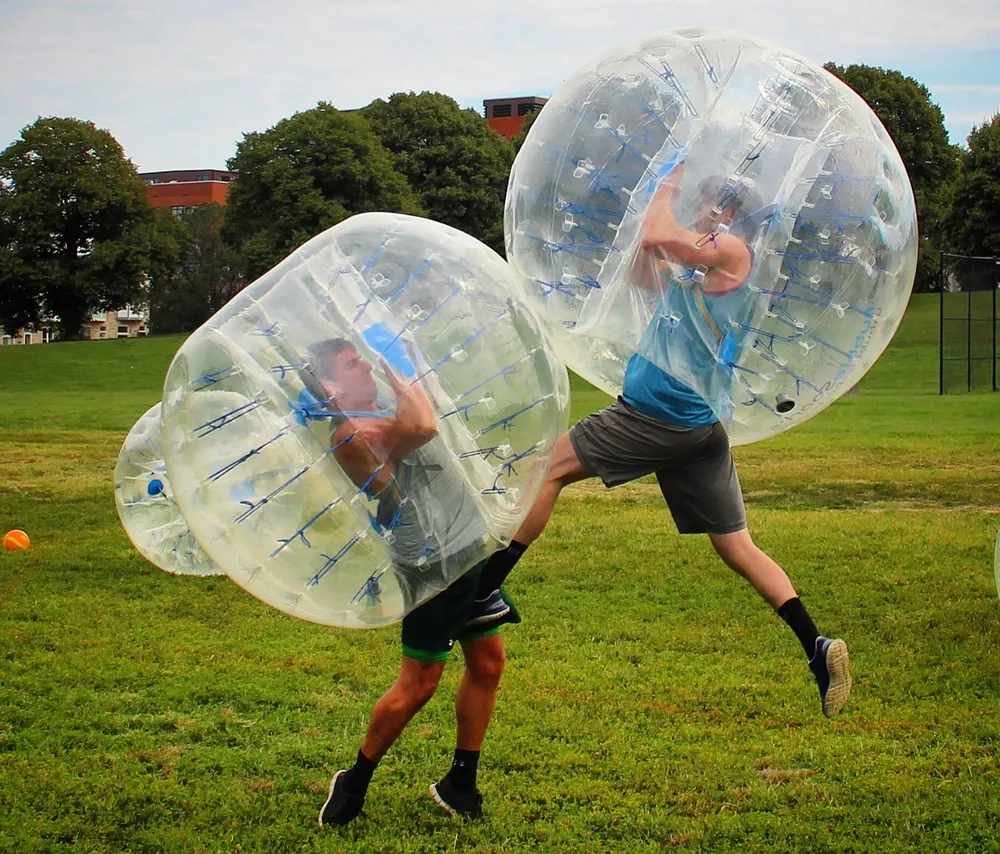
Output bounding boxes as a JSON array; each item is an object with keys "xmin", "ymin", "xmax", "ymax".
[
  {"xmin": 161, "ymin": 212, "xmax": 569, "ymax": 628},
  {"xmin": 114, "ymin": 403, "xmax": 219, "ymax": 576},
  {"xmin": 505, "ymin": 27, "xmax": 917, "ymax": 444},
  {"xmin": 994, "ymin": 529, "xmax": 999, "ymax": 600}
]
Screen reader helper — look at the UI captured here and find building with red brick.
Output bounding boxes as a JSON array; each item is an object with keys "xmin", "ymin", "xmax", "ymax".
[
  {"xmin": 139, "ymin": 169, "xmax": 234, "ymax": 215},
  {"xmin": 484, "ymin": 96, "xmax": 548, "ymax": 139},
  {"xmin": 81, "ymin": 308, "xmax": 148, "ymax": 341}
]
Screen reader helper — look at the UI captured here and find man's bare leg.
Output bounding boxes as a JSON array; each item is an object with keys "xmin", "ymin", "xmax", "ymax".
[
  {"xmin": 471, "ymin": 432, "xmax": 590, "ymax": 612},
  {"xmin": 361, "ymin": 657, "xmax": 447, "ymax": 761},
  {"xmin": 511, "ymin": 432, "xmax": 590, "ymax": 546},
  {"xmin": 709, "ymin": 528, "xmax": 852, "ymax": 716},
  {"xmin": 429, "ymin": 634, "xmax": 508, "ymax": 819},
  {"xmin": 319, "ymin": 657, "xmax": 445, "ymax": 826},
  {"xmin": 708, "ymin": 528, "xmax": 797, "ymax": 609}
]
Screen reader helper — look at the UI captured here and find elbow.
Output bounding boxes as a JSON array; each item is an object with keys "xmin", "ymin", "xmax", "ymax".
[
  {"xmin": 418, "ymin": 421, "xmax": 438, "ymax": 443},
  {"xmin": 640, "ymin": 231, "xmax": 663, "ymax": 252},
  {"xmin": 408, "ymin": 418, "xmax": 438, "ymax": 446}
]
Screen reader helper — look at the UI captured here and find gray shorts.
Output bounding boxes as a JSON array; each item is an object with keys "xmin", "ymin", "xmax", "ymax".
[{"xmin": 568, "ymin": 399, "xmax": 747, "ymax": 535}]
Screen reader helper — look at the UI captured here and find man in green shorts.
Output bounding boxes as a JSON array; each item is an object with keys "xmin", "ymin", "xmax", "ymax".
[{"xmin": 309, "ymin": 337, "xmax": 520, "ymax": 826}]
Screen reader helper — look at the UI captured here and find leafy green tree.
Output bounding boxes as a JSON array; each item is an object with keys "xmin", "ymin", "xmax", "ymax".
[
  {"xmin": 512, "ymin": 107, "xmax": 542, "ymax": 155},
  {"xmin": 0, "ymin": 249, "xmax": 42, "ymax": 337},
  {"xmin": 824, "ymin": 64, "xmax": 960, "ymax": 291},
  {"xmin": 0, "ymin": 117, "xmax": 175, "ymax": 338},
  {"xmin": 223, "ymin": 103, "xmax": 423, "ymax": 280},
  {"xmin": 362, "ymin": 92, "xmax": 514, "ymax": 254},
  {"xmin": 946, "ymin": 114, "xmax": 1000, "ymax": 258},
  {"xmin": 149, "ymin": 204, "xmax": 241, "ymax": 334}
]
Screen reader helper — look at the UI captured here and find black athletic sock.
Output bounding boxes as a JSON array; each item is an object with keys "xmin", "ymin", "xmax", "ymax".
[
  {"xmin": 475, "ymin": 541, "xmax": 529, "ymax": 600},
  {"xmin": 343, "ymin": 749, "xmax": 378, "ymax": 794},
  {"xmin": 445, "ymin": 748, "xmax": 480, "ymax": 793},
  {"xmin": 777, "ymin": 597, "xmax": 821, "ymax": 659}
]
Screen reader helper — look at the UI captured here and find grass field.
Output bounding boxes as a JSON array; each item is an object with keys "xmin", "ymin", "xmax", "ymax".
[{"xmin": 1, "ymin": 293, "xmax": 999, "ymax": 853}]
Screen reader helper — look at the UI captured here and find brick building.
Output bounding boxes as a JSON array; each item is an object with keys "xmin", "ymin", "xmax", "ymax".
[
  {"xmin": 82, "ymin": 308, "xmax": 148, "ymax": 341},
  {"xmin": 1, "ymin": 326, "xmax": 55, "ymax": 346},
  {"xmin": 2, "ymin": 168, "xmax": 235, "ymax": 344},
  {"xmin": 1, "ymin": 310, "xmax": 147, "ymax": 346},
  {"xmin": 139, "ymin": 169, "xmax": 234, "ymax": 215},
  {"xmin": 5, "ymin": 108, "xmax": 559, "ymax": 345},
  {"xmin": 484, "ymin": 96, "xmax": 547, "ymax": 139}
]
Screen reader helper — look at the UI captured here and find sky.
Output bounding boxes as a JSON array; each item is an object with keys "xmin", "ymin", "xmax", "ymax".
[{"xmin": 1, "ymin": 0, "xmax": 998, "ymax": 172}]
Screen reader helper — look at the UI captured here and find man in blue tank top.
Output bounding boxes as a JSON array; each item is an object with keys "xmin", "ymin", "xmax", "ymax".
[{"xmin": 472, "ymin": 165, "xmax": 853, "ymax": 719}]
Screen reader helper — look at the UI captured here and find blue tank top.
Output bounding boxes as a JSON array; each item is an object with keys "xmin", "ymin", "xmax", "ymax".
[{"xmin": 622, "ymin": 263, "xmax": 755, "ymax": 427}]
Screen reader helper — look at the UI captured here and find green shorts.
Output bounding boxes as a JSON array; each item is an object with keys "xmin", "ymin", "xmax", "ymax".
[{"xmin": 400, "ymin": 560, "xmax": 520, "ymax": 662}]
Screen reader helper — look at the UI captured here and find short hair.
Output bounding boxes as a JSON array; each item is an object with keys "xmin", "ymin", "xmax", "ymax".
[
  {"xmin": 696, "ymin": 175, "xmax": 766, "ymax": 240},
  {"xmin": 307, "ymin": 337, "xmax": 356, "ymax": 382},
  {"xmin": 296, "ymin": 337, "xmax": 358, "ymax": 415}
]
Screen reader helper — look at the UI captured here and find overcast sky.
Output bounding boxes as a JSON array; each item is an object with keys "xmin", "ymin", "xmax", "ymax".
[{"xmin": 1, "ymin": 0, "xmax": 997, "ymax": 172}]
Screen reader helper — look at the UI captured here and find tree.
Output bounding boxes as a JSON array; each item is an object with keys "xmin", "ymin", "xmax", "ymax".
[
  {"xmin": 824, "ymin": 64, "xmax": 960, "ymax": 291},
  {"xmin": 946, "ymin": 114, "xmax": 1000, "ymax": 258},
  {"xmin": 0, "ymin": 117, "xmax": 176, "ymax": 338},
  {"xmin": 148, "ymin": 204, "xmax": 242, "ymax": 334},
  {"xmin": 0, "ymin": 249, "xmax": 42, "ymax": 336},
  {"xmin": 362, "ymin": 92, "xmax": 515, "ymax": 254},
  {"xmin": 512, "ymin": 107, "xmax": 542, "ymax": 155},
  {"xmin": 223, "ymin": 103, "xmax": 423, "ymax": 280}
]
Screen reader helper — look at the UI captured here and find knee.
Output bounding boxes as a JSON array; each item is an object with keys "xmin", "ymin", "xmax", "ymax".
[
  {"xmin": 545, "ymin": 454, "xmax": 573, "ymax": 490},
  {"xmin": 469, "ymin": 645, "xmax": 506, "ymax": 687},
  {"xmin": 711, "ymin": 530, "xmax": 757, "ymax": 571},
  {"xmin": 544, "ymin": 465, "xmax": 566, "ymax": 489},
  {"xmin": 394, "ymin": 667, "xmax": 443, "ymax": 712},
  {"xmin": 412, "ymin": 670, "xmax": 443, "ymax": 706},
  {"xmin": 547, "ymin": 435, "xmax": 586, "ymax": 489}
]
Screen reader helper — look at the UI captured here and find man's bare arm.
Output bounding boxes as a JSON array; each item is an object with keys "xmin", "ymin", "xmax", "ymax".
[
  {"xmin": 638, "ymin": 167, "xmax": 752, "ymax": 293},
  {"xmin": 330, "ymin": 361, "xmax": 438, "ymax": 496}
]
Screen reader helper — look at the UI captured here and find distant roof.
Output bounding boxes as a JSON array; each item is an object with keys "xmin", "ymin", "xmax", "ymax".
[
  {"xmin": 482, "ymin": 95, "xmax": 548, "ymax": 106},
  {"xmin": 139, "ymin": 169, "xmax": 234, "ymax": 183}
]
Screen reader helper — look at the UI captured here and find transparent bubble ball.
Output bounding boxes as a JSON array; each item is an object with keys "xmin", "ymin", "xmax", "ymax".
[
  {"xmin": 505, "ymin": 27, "xmax": 917, "ymax": 444},
  {"xmin": 114, "ymin": 403, "xmax": 220, "ymax": 576},
  {"xmin": 994, "ymin": 529, "xmax": 1000, "ymax": 600},
  {"xmin": 161, "ymin": 212, "xmax": 570, "ymax": 628}
]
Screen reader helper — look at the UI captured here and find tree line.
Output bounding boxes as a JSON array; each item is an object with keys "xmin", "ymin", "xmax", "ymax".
[{"xmin": 1, "ymin": 68, "xmax": 996, "ymax": 340}]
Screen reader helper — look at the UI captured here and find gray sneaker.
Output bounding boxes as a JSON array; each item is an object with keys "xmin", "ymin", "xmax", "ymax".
[
  {"xmin": 809, "ymin": 637, "xmax": 853, "ymax": 717},
  {"xmin": 466, "ymin": 589, "xmax": 510, "ymax": 627}
]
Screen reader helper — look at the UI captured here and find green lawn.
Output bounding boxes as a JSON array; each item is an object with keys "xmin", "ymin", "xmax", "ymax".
[{"xmin": 1, "ymin": 294, "xmax": 999, "ymax": 853}]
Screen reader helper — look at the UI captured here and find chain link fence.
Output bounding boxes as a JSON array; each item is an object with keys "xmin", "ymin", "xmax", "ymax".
[{"xmin": 940, "ymin": 254, "xmax": 998, "ymax": 394}]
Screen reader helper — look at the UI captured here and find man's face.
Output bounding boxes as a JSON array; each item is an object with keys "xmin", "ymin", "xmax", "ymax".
[{"xmin": 323, "ymin": 347, "xmax": 377, "ymax": 410}]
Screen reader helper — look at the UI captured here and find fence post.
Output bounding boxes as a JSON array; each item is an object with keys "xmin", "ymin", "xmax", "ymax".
[
  {"xmin": 994, "ymin": 258, "xmax": 998, "ymax": 392},
  {"xmin": 939, "ymin": 253, "xmax": 945, "ymax": 396},
  {"xmin": 967, "ymin": 267, "xmax": 973, "ymax": 392}
]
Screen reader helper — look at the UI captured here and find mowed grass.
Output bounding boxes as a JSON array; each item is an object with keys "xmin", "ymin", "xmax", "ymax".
[{"xmin": 1, "ymin": 294, "xmax": 999, "ymax": 853}]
